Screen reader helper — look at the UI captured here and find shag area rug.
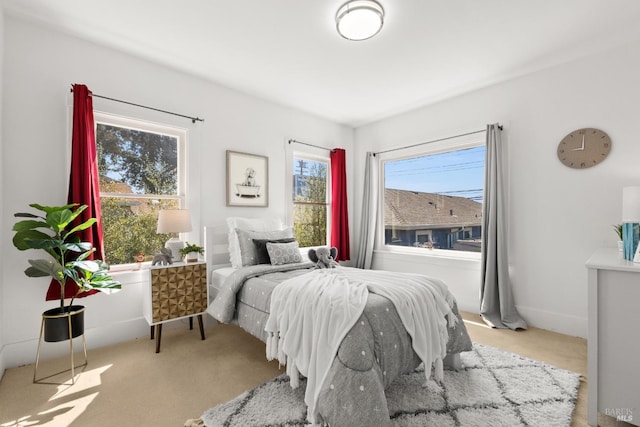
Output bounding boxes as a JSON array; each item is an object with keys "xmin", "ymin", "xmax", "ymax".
[{"xmin": 197, "ymin": 343, "xmax": 580, "ymax": 427}]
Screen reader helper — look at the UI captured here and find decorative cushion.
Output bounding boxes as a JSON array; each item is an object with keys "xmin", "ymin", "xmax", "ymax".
[
  {"xmin": 226, "ymin": 217, "xmax": 283, "ymax": 268},
  {"xmin": 266, "ymin": 241, "xmax": 303, "ymax": 265},
  {"xmin": 253, "ymin": 237, "xmax": 296, "ymax": 264},
  {"xmin": 236, "ymin": 228, "xmax": 294, "ymax": 267}
]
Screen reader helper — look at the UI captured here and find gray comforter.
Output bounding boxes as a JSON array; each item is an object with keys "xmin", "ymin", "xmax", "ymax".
[{"xmin": 208, "ymin": 263, "xmax": 472, "ymax": 426}]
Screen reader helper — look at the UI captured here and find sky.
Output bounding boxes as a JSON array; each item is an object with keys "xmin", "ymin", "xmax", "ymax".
[{"xmin": 384, "ymin": 146, "xmax": 485, "ymax": 202}]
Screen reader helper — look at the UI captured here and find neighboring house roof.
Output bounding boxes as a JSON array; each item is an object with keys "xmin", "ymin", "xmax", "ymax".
[{"xmin": 384, "ymin": 188, "xmax": 482, "ymax": 229}]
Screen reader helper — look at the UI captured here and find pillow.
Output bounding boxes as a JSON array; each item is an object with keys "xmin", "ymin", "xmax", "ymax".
[
  {"xmin": 235, "ymin": 228, "xmax": 294, "ymax": 267},
  {"xmin": 266, "ymin": 241, "xmax": 303, "ymax": 265},
  {"xmin": 253, "ymin": 237, "xmax": 296, "ymax": 264},
  {"xmin": 227, "ymin": 217, "xmax": 283, "ymax": 268}
]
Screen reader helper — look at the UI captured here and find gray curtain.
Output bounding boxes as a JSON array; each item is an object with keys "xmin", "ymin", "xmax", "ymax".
[
  {"xmin": 355, "ymin": 152, "xmax": 378, "ymax": 269},
  {"xmin": 480, "ymin": 124, "xmax": 527, "ymax": 330}
]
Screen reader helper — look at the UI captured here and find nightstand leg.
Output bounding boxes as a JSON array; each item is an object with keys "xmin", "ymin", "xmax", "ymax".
[
  {"xmin": 150, "ymin": 325, "xmax": 155, "ymax": 340},
  {"xmin": 197, "ymin": 315, "xmax": 205, "ymax": 340},
  {"xmin": 189, "ymin": 317, "xmax": 193, "ymax": 330},
  {"xmin": 155, "ymin": 324, "xmax": 162, "ymax": 353}
]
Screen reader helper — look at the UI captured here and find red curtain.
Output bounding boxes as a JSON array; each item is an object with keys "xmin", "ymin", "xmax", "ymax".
[
  {"xmin": 46, "ymin": 84, "xmax": 103, "ymax": 300},
  {"xmin": 330, "ymin": 148, "xmax": 350, "ymax": 261}
]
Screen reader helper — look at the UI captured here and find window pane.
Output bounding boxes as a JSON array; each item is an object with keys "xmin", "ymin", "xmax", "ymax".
[
  {"xmin": 292, "ymin": 156, "xmax": 328, "ymax": 247},
  {"xmin": 96, "ymin": 118, "xmax": 184, "ymax": 266},
  {"xmin": 101, "ymin": 197, "xmax": 178, "ymax": 265},
  {"xmin": 293, "ymin": 158, "xmax": 327, "ymax": 203},
  {"xmin": 384, "ymin": 145, "xmax": 485, "ymax": 253},
  {"xmin": 97, "ymin": 124, "xmax": 178, "ymax": 195},
  {"xmin": 293, "ymin": 203, "xmax": 327, "ymax": 247}
]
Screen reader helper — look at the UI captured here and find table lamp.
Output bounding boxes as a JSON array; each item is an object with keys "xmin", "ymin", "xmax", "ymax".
[
  {"xmin": 157, "ymin": 209, "xmax": 192, "ymax": 262},
  {"xmin": 622, "ymin": 186, "xmax": 640, "ymax": 262}
]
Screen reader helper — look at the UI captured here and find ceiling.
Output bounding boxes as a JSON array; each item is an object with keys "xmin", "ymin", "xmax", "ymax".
[{"xmin": 4, "ymin": 0, "xmax": 640, "ymax": 127}]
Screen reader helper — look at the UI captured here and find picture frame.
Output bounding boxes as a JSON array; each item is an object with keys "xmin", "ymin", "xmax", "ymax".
[{"xmin": 226, "ymin": 150, "xmax": 269, "ymax": 207}]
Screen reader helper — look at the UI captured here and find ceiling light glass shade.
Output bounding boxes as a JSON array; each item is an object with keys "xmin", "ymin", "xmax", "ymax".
[{"xmin": 336, "ymin": 0, "xmax": 384, "ymax": 41}]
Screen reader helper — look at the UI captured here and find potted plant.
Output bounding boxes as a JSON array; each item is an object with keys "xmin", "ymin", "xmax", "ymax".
[
  {"xmin": 12, "ymin": 203, "xmax": 122, "ymax": 342},
  {"xmin": 180, "ymin": 242, "xmax": 204, "ymax": 263},
  {"xmin": 613, "ymin": 224, "xmax": 624, "ymax": 254}
]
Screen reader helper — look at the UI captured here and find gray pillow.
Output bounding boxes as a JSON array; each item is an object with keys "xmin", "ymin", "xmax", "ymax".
[
  {"xmin": 266, "ymin": 241, "xmax": 303, "ymax": 265},
  {"xmin": 253, "ymin": 237, "xmax": 296, "ymax": 264},
  {"xmin": 235, "ymin": 228, "xmax": 294, "ymax": 266}
]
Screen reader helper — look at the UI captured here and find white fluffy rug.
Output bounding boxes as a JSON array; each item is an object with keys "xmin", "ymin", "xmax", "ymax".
[{"xmin": 200, "ymin": 343, "xmax": 580, "ymax": 427}]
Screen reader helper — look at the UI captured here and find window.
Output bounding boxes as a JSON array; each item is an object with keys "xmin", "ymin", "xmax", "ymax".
[
  {"xmin": 292, "ymin": 154, "xmax": 329, "ymax": 248},
  {"xmin": 382, "ymin": 139, "xmax": 485, "ymax": 254},
  {"xmin": 95, "ymin": 113, "xmax": 187, "ymax": 265}
]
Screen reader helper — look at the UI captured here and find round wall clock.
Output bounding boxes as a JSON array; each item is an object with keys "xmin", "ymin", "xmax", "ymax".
[{"xmin": 557, "ymin": 128, "xmax": 612, "ymax": 169}]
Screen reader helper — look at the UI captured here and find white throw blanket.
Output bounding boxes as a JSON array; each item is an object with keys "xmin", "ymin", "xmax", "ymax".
[{"xmin": 264, "ymin": 267, "xmax": 457, "ymax": 424}]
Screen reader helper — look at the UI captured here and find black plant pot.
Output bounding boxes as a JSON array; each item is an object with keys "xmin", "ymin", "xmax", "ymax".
[{"xmin": 42, "ymin": 305, "xmax": 85, "ymax": 342}]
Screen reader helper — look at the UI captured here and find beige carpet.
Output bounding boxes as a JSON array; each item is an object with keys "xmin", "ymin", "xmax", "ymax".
[{"xmin": 0, "ymin": 312, "xmax": 628, "ymax": 427}]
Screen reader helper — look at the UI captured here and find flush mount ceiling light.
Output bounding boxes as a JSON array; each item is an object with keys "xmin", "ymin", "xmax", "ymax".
[{"xmin": 336, "ymin": 0, "xmax": 385, "ymax": 41}]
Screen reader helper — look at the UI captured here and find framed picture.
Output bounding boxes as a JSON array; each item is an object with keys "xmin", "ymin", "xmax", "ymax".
[{"xmin": 226, "ymin": 150, "xmax": 269, "ymax": 207}]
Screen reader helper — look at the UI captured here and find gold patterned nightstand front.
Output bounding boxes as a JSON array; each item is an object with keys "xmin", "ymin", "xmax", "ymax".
[
  {"xmin": 144, "ymin": 261, "xmax": 208, "ymax": 352},
  {"xmin": 150, "ymin": 262, "xmax": 207, "ymax": 322}
]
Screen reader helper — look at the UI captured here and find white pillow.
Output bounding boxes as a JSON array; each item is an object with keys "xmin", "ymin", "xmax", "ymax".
[{"xmin": 226, "ymin": 217, "xmax": 284, "ymax": 268}]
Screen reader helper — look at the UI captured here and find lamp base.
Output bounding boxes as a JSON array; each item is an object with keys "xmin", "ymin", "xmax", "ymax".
[{"xmin": 165, "ymin": 237, "xmax": 185, "ymax": 262}]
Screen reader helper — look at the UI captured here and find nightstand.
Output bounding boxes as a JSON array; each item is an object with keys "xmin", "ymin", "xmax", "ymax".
[{"xmin": 143, "ymin": 261, "xmax": 208, "ymax": 353}]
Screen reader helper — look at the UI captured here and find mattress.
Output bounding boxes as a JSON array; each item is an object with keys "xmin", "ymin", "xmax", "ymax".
[{"xmin": 209, "ymin": 266, "xmax": 235, "ymax": 300}]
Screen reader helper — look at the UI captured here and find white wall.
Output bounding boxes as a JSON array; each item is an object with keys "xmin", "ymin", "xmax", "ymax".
[
  {"xmin": 353, "ymin": 40, "xmax": 640, "ymax": 338},
  {"xmin": 0, "ymin": 15, "xmax": 353, "ymax": 369},
  {"xmin": 0, "ymin": 4, "xmax": 6, "ymax": 378}
]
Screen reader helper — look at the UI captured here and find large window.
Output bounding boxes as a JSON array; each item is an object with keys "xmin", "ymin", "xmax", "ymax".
[
  {"xmin": 382, "ymin": 141, "xmax": 485, "ymax": 254},
  {"xmin": 292, "ymin": 155, "xmax": 329, "ymax": 247},
  {"xmin": 96, "ymin": 113, "xmax": 186, "ymax": 265}
]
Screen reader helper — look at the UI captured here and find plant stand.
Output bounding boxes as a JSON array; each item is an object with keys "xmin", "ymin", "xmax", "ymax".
[{"xmin": 34, "ymin": 306, "xmax": 87, "ymax": 384}]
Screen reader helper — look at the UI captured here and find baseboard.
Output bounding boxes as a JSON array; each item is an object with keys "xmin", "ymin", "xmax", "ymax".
[
  {"xmin": 516, "ymin": 305, "xmax": 587, "ymax": 339},
  {"xmin": 1, "ymin": 317, "xmax": 150, "ymax": 369}
]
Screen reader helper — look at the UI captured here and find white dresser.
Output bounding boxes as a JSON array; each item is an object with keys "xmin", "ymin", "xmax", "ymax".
[{"xmin": 586, "ymin": 248, "xmax": 640, "ymax": 426}]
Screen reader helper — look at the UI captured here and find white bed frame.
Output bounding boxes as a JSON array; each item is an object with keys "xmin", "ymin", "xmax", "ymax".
[{"xmin": 204, "ymin": 224, "xmax": 232, "ymax": 272}]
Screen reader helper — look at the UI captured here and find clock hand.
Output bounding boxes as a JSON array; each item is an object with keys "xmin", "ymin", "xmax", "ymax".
[{"xmin": 572, "ymin": 134, "xmax": 585, "ymax": 151}]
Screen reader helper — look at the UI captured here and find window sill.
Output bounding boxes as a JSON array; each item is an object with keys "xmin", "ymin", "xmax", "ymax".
[
  {"xmin": 108, "ymin": 262, "xmax": 152, "ymax": 284},
  {"xmin": 110, "ymin": 262, "xmax": 151, "ymax": 273},
  {"xmin": 375, "ymin": 246, "xmax": 481, "ymax": 262}
]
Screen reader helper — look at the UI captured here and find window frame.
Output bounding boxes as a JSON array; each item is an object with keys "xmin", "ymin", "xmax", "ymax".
[
  {"xmin": 377, "ymin": 132, "xmax": 486, "ymax": 260},
  {"xmin": 286, "ymin": 148, "xmax": 331, "ymax": 250},
  {"xmin": 94, "ymin": 112, "xmax": 188, "ymax": 268}
]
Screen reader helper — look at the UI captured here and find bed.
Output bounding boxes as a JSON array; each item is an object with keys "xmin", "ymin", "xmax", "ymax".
[{"xmin": 204, "ymin": 219, "xmax": 473, "ymax": 427}]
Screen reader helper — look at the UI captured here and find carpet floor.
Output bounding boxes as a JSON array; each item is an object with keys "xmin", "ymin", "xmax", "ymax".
[
  {"xmin": 0, "ymin": 312, "xmax": 631, "ymax": 426},
  {"xmin": 200, "ymin": 343, "xmax": 580, "ymax": 427}
]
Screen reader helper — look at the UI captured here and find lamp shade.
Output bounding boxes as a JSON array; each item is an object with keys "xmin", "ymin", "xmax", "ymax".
[
  {"xmin": 157, "ymin": 209, "xmax": 192, "ymax": 234},
  {"xmin": 622, "ymin": 186, "xmax": 640, "ymax": 223},
  {"xmin": 336, "ymin": 0, "xmax": 384, "ymax": 41}
]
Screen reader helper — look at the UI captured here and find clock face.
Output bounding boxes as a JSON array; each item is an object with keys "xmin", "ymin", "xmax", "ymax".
[{"xmin": 557, "ymin": 128, "xmax": 611, "ymax": 169}]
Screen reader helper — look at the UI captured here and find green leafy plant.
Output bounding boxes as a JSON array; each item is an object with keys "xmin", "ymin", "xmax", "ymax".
[
  {"xmin": 12, "ymin": 203, "xmax": 122, "ymax": 309},
  {"xmin": 613, "ymin": 224, "xmax": 623, "ymax": 240},
  {"xmin": 180, "ymin": 242, "xmax": 204, "ymax": 257}
]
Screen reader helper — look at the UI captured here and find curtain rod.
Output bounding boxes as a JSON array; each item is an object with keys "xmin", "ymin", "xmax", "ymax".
[
  {"xmin": 374, "ymin": 125, "xmax": 502, "ymax": 156},
  {"xmin": 288, "ymin": 139, "xmax": 335, "ymax": 153},
  {"xmin": 70, "ymin": 87, "xmax": 204, "ymax": 124}
]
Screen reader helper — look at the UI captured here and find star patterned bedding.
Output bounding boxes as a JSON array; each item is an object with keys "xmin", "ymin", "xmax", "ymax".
[{"xmin": 207, "ymin": 262, "xmax": 473, "ymax": 426}]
